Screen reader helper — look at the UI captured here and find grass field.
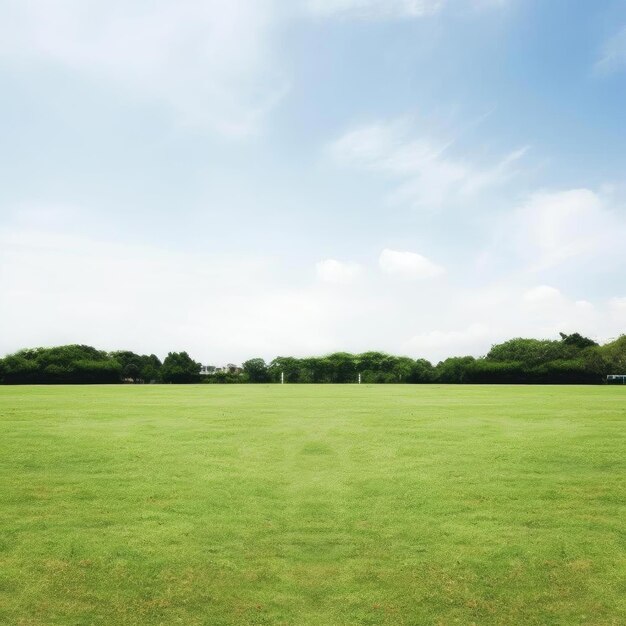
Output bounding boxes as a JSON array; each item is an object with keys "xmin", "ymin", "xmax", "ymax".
[{"xmin": 0, "ymin": 385, "xmax": 625, "ymax": 625}]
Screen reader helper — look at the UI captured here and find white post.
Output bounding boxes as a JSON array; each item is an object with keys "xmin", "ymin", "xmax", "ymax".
[
  {"xmin": 281, "ymin": 371, "xmax": 284, "ymax": 385},
  {"xmin": 358, "ymin": 373, "xmax": 361, "ymax": 385}
]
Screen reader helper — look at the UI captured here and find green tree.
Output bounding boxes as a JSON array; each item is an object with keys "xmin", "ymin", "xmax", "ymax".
[
  {"xmin": 242, "ymin": 358, "xmax": 270, "ymax": 383},
  {"xmin": 111, "ymin": 351, "xmax": 162, "ymax": 383},
  {"xmin": 436, "ymin": 356, "xmax": 476, "ymax": 383},
  {"xmin": 409, "ymin": 358, "xmax": 435, "ymax": 383},
  {"xmin": 559, "ymin": 332, "xmax": 598, "ymax": 350},
  {"xmin": 160, "ymin": 352, "xmax": 201, "ymax": 383},
  {"xmin": 486, "ymin": 338, "xmax": 566, "ymax": 365},
  {"xmin": 300, "ymin": 357, "xmax": 330, "ymax": 383},
  {"xmin": 0, "ymin": 345, "xmax": 121, "ymax": 384},
  {"xmin": 268, "ymin": 357, "xmax": 302, "ymax": 383},
  {"xmin": 598, "ymin": 335, "xmax": 626, "ymax": 373},
  {"xmin": 325, "ymin": 352, "xmax": 357, "ymax": 383},
  {"xmin": 123, "ymin": 363, "xmax": 141, "ymax": 383}
]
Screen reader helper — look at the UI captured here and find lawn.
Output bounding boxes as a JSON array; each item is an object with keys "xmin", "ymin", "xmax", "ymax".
[{"xmin": 0, "ymin": 385, "xmax": 624, "ymax": 625}]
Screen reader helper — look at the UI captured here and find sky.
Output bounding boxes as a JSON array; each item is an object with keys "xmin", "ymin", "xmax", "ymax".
[{"xmin": 1, "ymin": 0, "xmax": 626, "ymax": 365}]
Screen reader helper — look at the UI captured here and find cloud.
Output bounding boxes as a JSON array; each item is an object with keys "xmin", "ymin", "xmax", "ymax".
[
  {"xmin": 504, "ymin": 188, "xmax": 626, "ymax": 271},
  {"xmin": 596, "ymin": 26, "xmax": 626, "ymax": 74},
  {"xmin": 522, "ymin": 285, "xmax": 563, "ymax": 306},
  {"xmin": 609, "ymin": 297, "xmax": 626, "ymax": 329},
  {"xmin": 0, "ymin": 0, "xmax": 288, "ymax": 135},
  {"xmin": 1, "ymin": 206, "xmax": 623, "ymax": 366},
  {"xmin": 307, "ymin": 0, "xmax": 444, "ymax": 20},
  {"xmin": 316, "ymin": 258, "xmax": 363, "ymax": 283},
  {"xmin": 379, "ymin": 248, "xmax": 445, "ymax": 279},
  {"xmin": 330, "ymin": 118, "xmax": 527, "ymax": 208},
  {"xmin": 521, "ymin": 286, "xmax": 596, "ymax": 319},
  {"xmin": 401, "ymin": 284, "xmax": 610, "ymax": 363},
  {"xmin": 471, "ymin": 0, "xmax": 510, "ymax": 8},
  {"xmin": 519, "ymin": 285, "xmax": 600, "ymax": 335},
  {"xmin": 405, "ymin": 323, "xmax": 490, "ymax": 360},
  {"xmin": 520, "ymin": 285, "xmax": 598, "ymax": 329},
  {"xmin": 610, "ymin": 297, "xmax": 626, "ymax": 312},
  {"xmin": 0, "ymin": 222, "xmax": 343, "ymax": 361},
  {"xmin": 306, "ymin": 0, "xmax": 509, "ymax": 20}
]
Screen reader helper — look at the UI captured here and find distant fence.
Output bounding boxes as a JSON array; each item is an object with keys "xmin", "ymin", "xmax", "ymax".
[{"xmin": 606, "ymin": 374, "xmax": 626, "ymax": 384}]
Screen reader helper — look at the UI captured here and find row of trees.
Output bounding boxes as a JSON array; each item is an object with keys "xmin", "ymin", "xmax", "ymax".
[
  {"xmin": 234, "ymin": 333, "xmax": 622, "ymax": 385},
  {"xmin": 236, "ymin": 354, "xmax": 435, "ymax": 384},
  {"xmin": 0, "ymin": 345, "xmax": 200, "ymax": 385},
  {"xmin": 1, "ymin": 332, "xmax": 625, "ymax": 385}
]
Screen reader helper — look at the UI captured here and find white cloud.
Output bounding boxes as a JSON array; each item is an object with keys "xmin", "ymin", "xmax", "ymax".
[
  {"xmin": 596, "ymin": 26, "xmax": 626, "ymax": 74},
  {"xmin": 306, "ymin": 0, "xmax": 509, "ymax": 20},
  {"xmin": 609, "ymin": 297, "xmax": 626, "ymax": 329},
  {"xmin": 519, "ymin": 285, "xmax": 599, "ymax": 331},
  {"xmin": 307, "ymin": 0, "xmax": 444, "ymax": 19},
  {"xmin": 505, "ymin": 188, "xmax": 626, "ymax": 271},
  {"xmin": 330, "ymin": 118, "xmax": 527, "ymax": 208},
  {"xmin": 316, "ymin": 258, "xmax": 363, "ymax": 283},
  {"xmin": 471, "ymin": 0, "xmax": 510, "ymax": 8},
  {"xmin": 0, "ymin": 0, "xmax": 288, "ymax": 135},
  {"xmin": 401, "ymin": 284, "xmax": 611, "ymax": 363},
  {"xmin": 610, "ymin": 297, "xmax": 626, "ymax": 312},
  {"xmin": 0, "ymin": 223, "xmax": 345, "ymax": 361},
  {"xmin": 405, "ymin": 323, "xmax": 490, "ymax": 360},
  {"xmin": 520, "ymin": 285, "xmax": 600, "ymax": 336},
  {"xmin": 460, "ymin": 146, "xmax": 529, "ymax": 196},
  {"xmin": 379, "ymin": 248, "xmax": 445, "ymax": 279},
  {"xmin": 1, "ymin": 208, "xmax": 623, "ymax": 366},
  {"xmin": 523, "ymin": 285, "xmax": 563, "ymax": 306}
]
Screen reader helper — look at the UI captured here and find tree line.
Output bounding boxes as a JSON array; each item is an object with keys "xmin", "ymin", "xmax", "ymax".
[
  {"xmin": 0, "ymin": 346, "xmax": 195, "ymax": 385},
  {"xmin": 1, "ymin": 332, "xmax": 625, "ymax": 385}
]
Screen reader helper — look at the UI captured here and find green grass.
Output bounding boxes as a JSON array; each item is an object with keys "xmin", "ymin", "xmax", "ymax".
[{"xmin": 0, "ymin": 385, "xmax": 625, "ymax": 625}]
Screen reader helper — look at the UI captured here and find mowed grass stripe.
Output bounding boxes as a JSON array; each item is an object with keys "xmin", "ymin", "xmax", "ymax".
[{"xmin": 0, "ymin": 385, "xmax": 625, "ymax": 625}]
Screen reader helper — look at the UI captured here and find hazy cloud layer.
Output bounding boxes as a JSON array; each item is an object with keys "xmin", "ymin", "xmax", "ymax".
[
  {"xmin": 2, "ymin": 208, "xmax": 625, "ymax": 364},
  {"xmin": 307, "ymin": 0, "xmax": 444, "ymax": 20},
  {"xmin": 0, "ymin": 0, "xmax": 288, "ymax": 135},
  {"xmin": 306, "ymin": 0, "xmax": 507, "ymax": 20}
]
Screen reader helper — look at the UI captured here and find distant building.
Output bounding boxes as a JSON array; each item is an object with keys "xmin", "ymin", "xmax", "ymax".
[{"xmin": 199, "ymin": 364, "xmax": 242, "ymax": 376}]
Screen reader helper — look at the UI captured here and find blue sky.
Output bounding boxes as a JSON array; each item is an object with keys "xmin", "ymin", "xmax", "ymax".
[{"xmin": 1, "ymin": 0, "xmax": 625, "ymax": 363}]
